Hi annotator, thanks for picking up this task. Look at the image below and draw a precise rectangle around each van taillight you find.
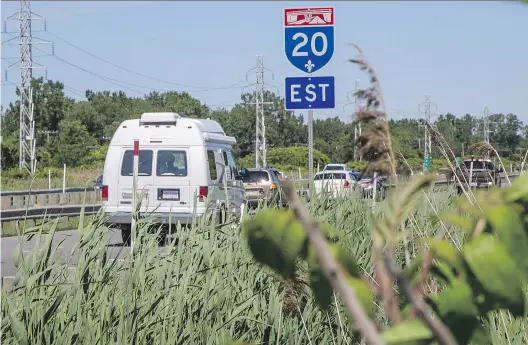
[198,186,208,201]
[344,180,350,188]
[102,185,108,200]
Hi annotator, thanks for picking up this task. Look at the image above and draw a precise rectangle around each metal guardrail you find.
[1,186,96,197]
[1,204,101,222]
[0,173,522,222]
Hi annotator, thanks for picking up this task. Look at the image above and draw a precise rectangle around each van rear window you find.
[157,150,187,176]
[121,150,153,176]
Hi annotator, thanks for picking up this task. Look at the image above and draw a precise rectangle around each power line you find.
[45,30,246,92]
[4,30,251,96]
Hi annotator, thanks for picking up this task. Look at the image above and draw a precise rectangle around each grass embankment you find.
[1,168,101,191]
[1,189,524,344]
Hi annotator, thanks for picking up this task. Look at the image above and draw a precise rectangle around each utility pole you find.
[3,1,50,176]
[418,95,437,173]
[344,79,362,161]
[245,55,274,168]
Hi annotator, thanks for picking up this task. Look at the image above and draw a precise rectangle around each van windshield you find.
[121,150,153,176]
[240,170,269,183]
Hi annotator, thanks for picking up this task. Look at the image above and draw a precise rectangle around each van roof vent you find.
[139,112,181,126]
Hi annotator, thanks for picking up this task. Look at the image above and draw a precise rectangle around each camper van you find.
[101,112,245,245]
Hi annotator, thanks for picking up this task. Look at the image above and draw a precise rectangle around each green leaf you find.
[380,319,434,345]
[503,173,528,202]
[427,239,462,269]
[463,234,525,316]
[485,205,528,281]
[468,323,492,345]
[441,211,475,233]
[307,245,366,312]
[243,209,307,278]
[429,262,457,285]
[346,277,374,318]
[428,282,479,345]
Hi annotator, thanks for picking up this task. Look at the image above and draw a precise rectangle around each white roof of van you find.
[109,112,234,146]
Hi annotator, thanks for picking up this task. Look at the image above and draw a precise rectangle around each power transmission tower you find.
[482,105,493,144]
[2,1,50,176]
[481,105,495,158]
[245,55,274,168]
[344,79,362,161]
[418,95,437,173]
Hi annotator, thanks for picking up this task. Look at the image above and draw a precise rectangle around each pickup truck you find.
[453,158,501,194]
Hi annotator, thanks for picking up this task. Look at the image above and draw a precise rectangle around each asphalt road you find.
[1,229,126,279]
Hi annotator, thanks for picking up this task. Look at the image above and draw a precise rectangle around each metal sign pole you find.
[308,109,314,183]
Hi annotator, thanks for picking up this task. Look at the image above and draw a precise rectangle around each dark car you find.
[94,174,103,189]
[454,158,501,194]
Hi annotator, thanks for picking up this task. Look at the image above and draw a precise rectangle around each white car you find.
[101,112,245,245]
[313,170,356,198]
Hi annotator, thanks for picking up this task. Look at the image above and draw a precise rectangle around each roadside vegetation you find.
[3,42,528,345]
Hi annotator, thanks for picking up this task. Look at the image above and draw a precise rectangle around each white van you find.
[101,112,245,244]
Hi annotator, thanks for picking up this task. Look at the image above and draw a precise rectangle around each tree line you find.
[1,78,527,173]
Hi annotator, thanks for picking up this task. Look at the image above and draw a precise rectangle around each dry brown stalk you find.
[281,179,386,345]
[385,254,458,345]
[348,45,403,326]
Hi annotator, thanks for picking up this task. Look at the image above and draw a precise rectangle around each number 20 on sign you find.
[284,7,335,74]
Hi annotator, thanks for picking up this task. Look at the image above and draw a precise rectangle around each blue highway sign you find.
[284,7,335,74]
[285,76,335,110]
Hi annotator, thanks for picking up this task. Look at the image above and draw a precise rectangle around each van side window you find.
[207,150,217,181]
[226,151,238,178]
[121,150,153,176]
[157,150,187,176]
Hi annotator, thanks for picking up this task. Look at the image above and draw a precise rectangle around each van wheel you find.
[216,205,227,225]
[157,233,166,247]
[120,226,131,246]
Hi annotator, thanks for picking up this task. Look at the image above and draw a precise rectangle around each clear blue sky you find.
[1,1,527,123]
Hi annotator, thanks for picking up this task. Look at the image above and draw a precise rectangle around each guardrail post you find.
[62,164,66,194]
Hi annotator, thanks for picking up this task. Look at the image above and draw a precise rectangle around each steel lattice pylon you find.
[254,55,266,168]
[18,0,36,175]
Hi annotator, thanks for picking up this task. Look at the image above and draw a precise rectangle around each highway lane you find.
[1,229,125,279]
[0,181,518,282]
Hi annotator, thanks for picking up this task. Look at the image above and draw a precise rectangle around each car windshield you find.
[462,160,494,170]
[315,172,346,180]
[240,170,269,182]
[325,166,345,171]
